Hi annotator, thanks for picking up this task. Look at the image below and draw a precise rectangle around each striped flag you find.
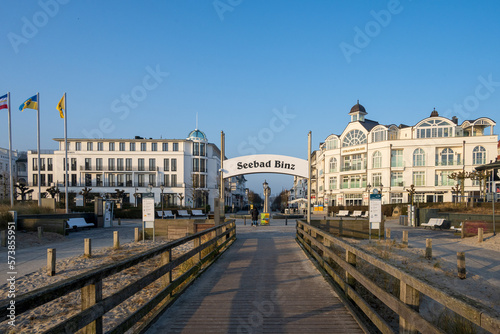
[0,94,7,110]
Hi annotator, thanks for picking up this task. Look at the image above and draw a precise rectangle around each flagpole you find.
[7,92,14,207]
[64,92,68,213]
[37,92,41,207]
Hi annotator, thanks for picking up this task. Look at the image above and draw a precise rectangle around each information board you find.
[369,193,382,229]
[142,197,155,222]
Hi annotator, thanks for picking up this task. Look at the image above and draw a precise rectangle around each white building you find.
[312,102,498,207]
[26,129,222,208]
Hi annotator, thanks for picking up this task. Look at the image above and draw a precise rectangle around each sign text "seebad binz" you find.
[237,160,295,171]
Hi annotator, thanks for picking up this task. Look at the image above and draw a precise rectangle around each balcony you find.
[435,160,462,167]
[340,164,367,172]
[79,165,160,172]
[391,181,405,187]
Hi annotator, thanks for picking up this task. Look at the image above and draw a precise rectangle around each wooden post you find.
[47,248,56,276]
[345,250,356,287]
[81,281,103,334]
[38,226,43,240]
[386,228,391,239]
[0,230,6,247]
[118,218,121,225]
[134,227,140,242]
[84,238,91,258]
[161,250,171,289]
[457,252,466,279]
[461,222,465,239]
[478,228,483,243]
[399,281,420,334]
[113,231,120,250]
[425,239,432,260]
[402,231,408,248]
[193,237,201,263]
[244,216,246,225]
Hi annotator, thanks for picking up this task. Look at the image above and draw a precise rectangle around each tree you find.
[114,188,125,202]
[46,185,60,198]
[177,193,184,207]
[448,171,474,203]
[15,183,33,201]
[79,186,92,207]
[470,170,489,201]
[248,190,263,209]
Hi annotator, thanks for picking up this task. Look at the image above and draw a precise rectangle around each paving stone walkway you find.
[146,220,363,334]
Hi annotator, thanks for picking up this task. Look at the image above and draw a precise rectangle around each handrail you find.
[296,220,500,334]
[0,220,236,333]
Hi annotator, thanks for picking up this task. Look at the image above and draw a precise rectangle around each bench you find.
[337,210,350,217]
[156,211,163,218]
[361,211,369,218]
[352,210,363,217]
[191,210,205,217]
[421,218,445,230]
[450,222,462,232]
[163,210,175,218]
[177,210,190,218]
[66,218,94,229]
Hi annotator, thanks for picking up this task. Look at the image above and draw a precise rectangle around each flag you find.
[57,94,65,118]
[19,94,38,111]
[0,94,7,110]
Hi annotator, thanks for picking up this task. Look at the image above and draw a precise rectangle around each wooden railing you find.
[296,220,500,334]
[0,220,236,333]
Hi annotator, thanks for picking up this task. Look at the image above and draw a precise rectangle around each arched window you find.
[329,157,337,172]
[440,148,454,166]
[473,146,486,165]
[342,130,367,147]
[371,128,387,143]
[413,148,425,167]
[372,151,382,169]
[416,119,454,138]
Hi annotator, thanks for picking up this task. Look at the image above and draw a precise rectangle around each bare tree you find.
[15,183,33,201]
[79,186,92,207]
[46,185,60,198]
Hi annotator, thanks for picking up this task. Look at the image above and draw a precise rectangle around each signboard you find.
[76,194,84,207]
[369,193,382,229]
[142,196,155,222]
[223,154,308,178]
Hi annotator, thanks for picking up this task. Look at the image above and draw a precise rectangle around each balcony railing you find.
[340,164,367,172]
[435,160,462,166]
[391,181,405,187]
[79,166,161,172]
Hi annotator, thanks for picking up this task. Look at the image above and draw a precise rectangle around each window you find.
[413,171,425,186]
[141,143,147,151]
[171,158,177,171]
[413,148,425,167]
[342,129,367,147]
[172,143,179,151]
[126,174,132,186]
[472,146,486,165]
[342,154,365,171]
[40,174,46,186]
[149,174,155,187]
[162,143,168,151]
[391,150,404,167]
[416,119,454,139]
[138,174,145,187]
[117,174,124,187]
[32,174,38,186]
[85,174,92,186]
[345,193,363,206]
[126,158,132,171]
[151,142,157,151]
[391,193,403,204]
[199,174,206,188]
[117,158,124,171]
[436,171,456,186]
[149,158,156,171]
[47,174,53,185]
[372,173,382,187]
[40,158,45,171]
[96,158,103,171]
[109,174,115,187]
[119,142,125,151]
[75,142,81,151]
[329,177,337,190]
[329,157,337,172]
[391,172,403,187]
[71,158,77,171]
[326,138,338,150]
[47,158,53,171]
[200,159,207,172]
[87,142,93,151]
[372,151,382,169]
[85,158,91,170]
[108,158,115,171]
[193,142,200,156]
[163,174,170,187]
[138,158,145,171]
[193,158,200,172]
[109,142,115,151]
[97,142,103,151]
[33,158,38,171]
[439,148,454,166]
[200,143,206,156]
[371,128,387,143]
[71,174,77,187]
[171,174,177,187]
[163,159,169,171]
[96,174,102,186]
[130,143,136,151]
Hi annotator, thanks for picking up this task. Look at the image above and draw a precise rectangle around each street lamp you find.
[366,183,372,206]
[160,183,165,219]
[263,180,269,213]
[134,187,138,207]
[147,183,153,194]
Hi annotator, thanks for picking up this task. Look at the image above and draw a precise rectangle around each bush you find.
[115,207,142,219]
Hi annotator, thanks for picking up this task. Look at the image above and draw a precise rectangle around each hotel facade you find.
[26,129,225,208]
[311,102,498,207]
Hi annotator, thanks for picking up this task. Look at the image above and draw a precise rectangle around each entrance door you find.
[426,195,434,203]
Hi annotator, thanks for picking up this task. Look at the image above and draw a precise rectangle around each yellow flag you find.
[57,95,65,118]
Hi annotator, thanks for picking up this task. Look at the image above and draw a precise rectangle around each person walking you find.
[251,207,259,226]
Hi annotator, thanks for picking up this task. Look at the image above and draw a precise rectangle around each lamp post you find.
[160,183,164,219]
[366,183,372,206]
[134,187,138,207]
[263,180,269,213]
[405,184,416,227]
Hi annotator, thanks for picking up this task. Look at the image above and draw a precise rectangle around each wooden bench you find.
[361,211,369,218]
[163,210,175,218]
[177,210,190,218]
[66,218,94,229]
[352,210,363,217]
[421,218,445,230]
[337,210,350,217]
[156,211,163,218]
[191,210,205,217]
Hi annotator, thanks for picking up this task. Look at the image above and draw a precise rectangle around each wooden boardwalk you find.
[146,222,364,333]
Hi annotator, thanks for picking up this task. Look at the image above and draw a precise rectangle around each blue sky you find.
[2,0,500,195]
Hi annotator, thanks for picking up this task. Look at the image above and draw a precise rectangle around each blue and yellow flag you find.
[19,94,38,111]
[57,95,65,118]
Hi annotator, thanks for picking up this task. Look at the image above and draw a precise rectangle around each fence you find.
[296,220,500,333]
[0,220,236,333]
